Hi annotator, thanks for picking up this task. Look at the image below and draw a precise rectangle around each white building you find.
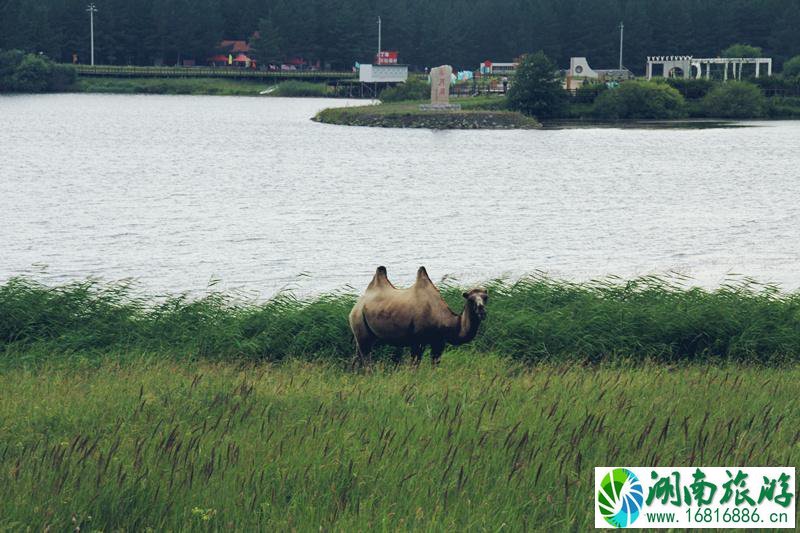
[359,64,408,83]
[565,57,633,90]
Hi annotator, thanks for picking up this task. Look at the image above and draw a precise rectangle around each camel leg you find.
[430,342,445,366]
[355,337,374,368]
[410,344,423,366]
[391,346,404,365]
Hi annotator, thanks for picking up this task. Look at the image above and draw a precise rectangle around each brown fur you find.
[348,266,488,365]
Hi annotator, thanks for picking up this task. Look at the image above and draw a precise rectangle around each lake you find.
[1,93,799,297]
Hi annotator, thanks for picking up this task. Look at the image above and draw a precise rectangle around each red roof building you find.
[219,40,251,54]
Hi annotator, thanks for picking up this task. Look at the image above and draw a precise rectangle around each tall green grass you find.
[2,275,799,365]
[0,356,798,530]
[73,77,269,96]
[269,81,329,97]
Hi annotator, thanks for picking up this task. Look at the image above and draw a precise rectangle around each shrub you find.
[10,54,53,92]
[665,78,716,99]
[0,49,26,90]
[765,96,800,119]
[573,81,607,103]
[783,55,800,78]
[49,63,77,91]
[592,80,687,119]
[507,51,567,119]
[701,81,766,118]
[379,78,429,102]
[0,50,76,93]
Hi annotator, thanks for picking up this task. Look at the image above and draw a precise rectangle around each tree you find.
[10,53,52,92]
[701,81,766,118]
[592,80,687,119]
[0,49,26,90]
[721,43,763,58]
[783,55,800,78]
[251,17,283,65]
[507,51,566,119]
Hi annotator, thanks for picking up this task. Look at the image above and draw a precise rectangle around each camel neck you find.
[450,304,480,345]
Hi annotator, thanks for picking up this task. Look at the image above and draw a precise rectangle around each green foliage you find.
[0,357,798,529]
[379,78,429,102]
[783,55,800,78]
[0,50,76,92]
[0,49,25,90]
[721,43,763,58]
[665,77,716,99]
[2,275,799,365]
[49,62,77,90]
[765,96,800,118]
[11,54,53,92]
[271,80,329,97]
[751,74,800,93]
[73,77,267,96]
[507,51,567,119]
[592,80,687,119]
[701,81,766,118]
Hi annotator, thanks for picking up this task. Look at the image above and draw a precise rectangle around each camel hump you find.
[416,266,433,285]
[368,265,392,289]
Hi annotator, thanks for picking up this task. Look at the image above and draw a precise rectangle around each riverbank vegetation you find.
[0,355,797,530]
[592,81,687,120]
[0,49,75,92]
[69,77,335,97]
[2,275,799,367]
[71,76,269,96]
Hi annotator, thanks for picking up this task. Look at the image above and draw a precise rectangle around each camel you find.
[348,266,488,365]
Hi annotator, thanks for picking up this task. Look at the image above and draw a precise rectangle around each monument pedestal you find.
[419,103,462,111]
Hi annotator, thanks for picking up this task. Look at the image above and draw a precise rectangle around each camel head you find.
[462,288,488,320]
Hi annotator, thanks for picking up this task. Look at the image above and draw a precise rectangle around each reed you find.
[2,275,799,366]
[0,355,797,530]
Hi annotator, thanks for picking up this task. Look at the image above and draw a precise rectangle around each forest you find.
[1,0,800,73]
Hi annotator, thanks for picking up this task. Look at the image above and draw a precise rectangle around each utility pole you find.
[377,16,382,58]
[87,3,98,66]
[618,21,624,70]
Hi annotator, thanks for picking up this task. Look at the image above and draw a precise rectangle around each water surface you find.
[2,94,799,296]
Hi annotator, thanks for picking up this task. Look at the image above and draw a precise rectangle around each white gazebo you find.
[646,55,773,81]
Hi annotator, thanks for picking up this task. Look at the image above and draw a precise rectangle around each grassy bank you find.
[2,275,799,366]
[72,77,270,96]
[71,77,334,97]
[1,355,798,530]
[314,97,540,129]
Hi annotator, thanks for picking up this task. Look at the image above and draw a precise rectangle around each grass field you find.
[2,276,799,529]
[1,354,798,530]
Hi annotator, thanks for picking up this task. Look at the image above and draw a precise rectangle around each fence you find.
[74,65,357,81]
